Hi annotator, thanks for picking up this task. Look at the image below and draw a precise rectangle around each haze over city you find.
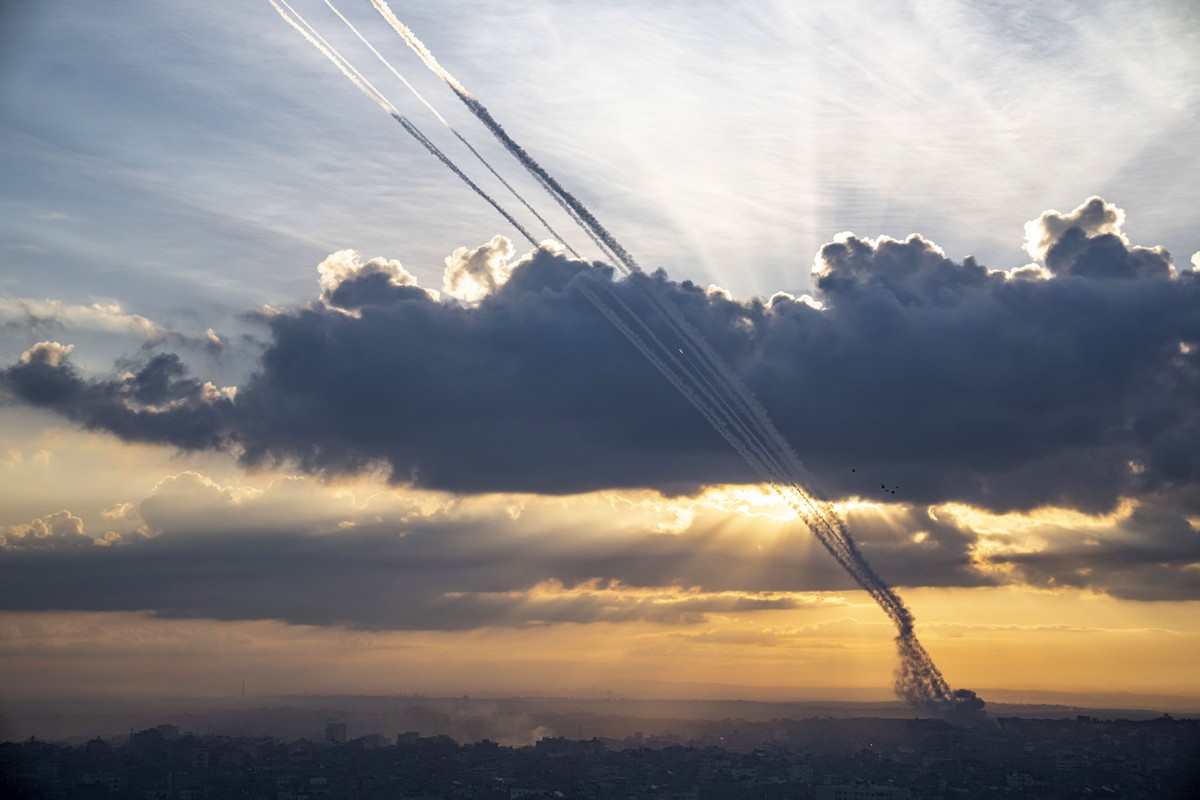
[2,0,1199,740]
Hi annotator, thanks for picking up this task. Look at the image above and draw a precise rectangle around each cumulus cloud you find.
[3,200,1199,516]
[318,248,433,311]
[1022,196,1126,261]
[1022,196,1173,279]
[18,340,74,367]
[3,346,234,450]
[442,234,518,303]
[2,511,91,550]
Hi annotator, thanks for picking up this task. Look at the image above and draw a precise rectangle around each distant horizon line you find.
[12,686,1200,712]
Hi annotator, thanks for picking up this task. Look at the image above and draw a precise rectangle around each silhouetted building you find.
[324,721,346,744]
[815,784,911,800]
[5,713,1199,799]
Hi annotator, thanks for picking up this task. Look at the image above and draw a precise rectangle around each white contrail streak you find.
[268,0,540,249]
[368,2,809,512]
[370,0,472,97]
[271,0,389,113]
[320,0,579,256]
[368,7,889,617]
[265,0,970,718]
[371,0,807,490]
[371,0,639,268]
[369,1,968,714]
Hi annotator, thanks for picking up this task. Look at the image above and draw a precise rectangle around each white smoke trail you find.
[368,3,874,560]
[369,1,977,717]
[261,0,983,722]
[372,0,641,270]
[271,0,391,112]
[381,3,853,576]
[369,1,833,538]
[370,0,818,505]
[320,0,579,256]
[275,2,810,526]
[370,0,473,97]
[321,0,446,123]
[268,0,540,248]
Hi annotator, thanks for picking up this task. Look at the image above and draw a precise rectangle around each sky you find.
[1,0,1200,713]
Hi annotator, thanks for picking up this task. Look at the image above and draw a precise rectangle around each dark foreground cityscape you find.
[4,708,1198,800]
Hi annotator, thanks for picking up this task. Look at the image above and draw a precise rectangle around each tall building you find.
[324,722,346,744]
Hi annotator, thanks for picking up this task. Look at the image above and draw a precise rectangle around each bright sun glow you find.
[694,485,798,522]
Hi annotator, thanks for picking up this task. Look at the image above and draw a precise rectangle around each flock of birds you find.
[850,468,899,496]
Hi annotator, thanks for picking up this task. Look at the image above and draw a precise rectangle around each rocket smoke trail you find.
[371,0,640,273]
[369,0,851,517]
[364,2,832,511]
[369,2,990,724]
[268,0,540,249]
[319,0,580,257]
[270,1,988,725]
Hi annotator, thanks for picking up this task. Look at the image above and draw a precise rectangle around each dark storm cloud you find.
[769,226,1199,514]
[3,343,232,450]
[233,249,740,494]
[4,200,1200,514]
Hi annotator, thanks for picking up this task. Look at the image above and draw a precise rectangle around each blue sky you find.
[4,0,1197,321]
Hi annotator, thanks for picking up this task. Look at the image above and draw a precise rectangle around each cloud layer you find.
[5,198,1198,518]
[3,196,1198,625]
[1,466,1195,632]
[0,474,867,629]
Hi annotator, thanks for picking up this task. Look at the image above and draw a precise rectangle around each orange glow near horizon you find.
[2,415,1198,710]
[2,584,1197,706]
